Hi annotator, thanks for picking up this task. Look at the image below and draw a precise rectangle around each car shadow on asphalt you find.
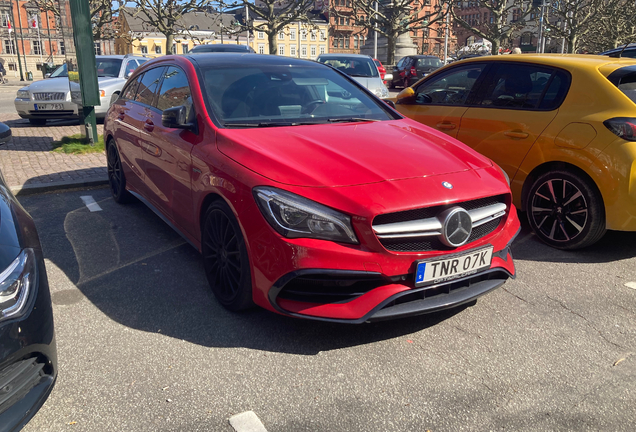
[23,187,467,356]
[512,210,636,264]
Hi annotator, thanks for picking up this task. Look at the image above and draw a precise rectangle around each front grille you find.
[278,273,388,304]
[33,92,65,101]
[0,357,49,416]
[373,195,507,252]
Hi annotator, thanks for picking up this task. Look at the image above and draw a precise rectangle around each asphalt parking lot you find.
[16,186,636,431]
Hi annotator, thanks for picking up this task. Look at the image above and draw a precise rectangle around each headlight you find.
[494,163,510,186]
[254,187,358,244]
[0,249,36,323]
[16,89,30,99]
[373,87,389,98]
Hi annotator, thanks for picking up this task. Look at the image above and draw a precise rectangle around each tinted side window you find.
[538,71,570,109]
[121,74,142,100]
[476,63,555,109]
[396,57,405,68]
[414,64,486,106]
[157,66,193,119]
[135,67,165,107]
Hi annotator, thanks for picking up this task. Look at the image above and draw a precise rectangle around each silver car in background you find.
[14,54,147,125]
[316,53,391,99]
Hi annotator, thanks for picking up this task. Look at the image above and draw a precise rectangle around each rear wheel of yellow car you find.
[526,170,606,250]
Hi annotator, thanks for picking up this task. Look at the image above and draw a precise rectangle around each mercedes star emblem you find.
[439,207,473,247]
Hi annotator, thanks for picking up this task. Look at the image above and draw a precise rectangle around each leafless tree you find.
[32,0,120,40]
[125,0,219,54]
[577,0,636,53]
[540,0,605,53]
[223,0,318,55]
[335,0,446,65]
[450,0,536,55]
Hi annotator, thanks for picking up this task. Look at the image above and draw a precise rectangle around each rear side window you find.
[135,67,165,107]
[475,63,570,110]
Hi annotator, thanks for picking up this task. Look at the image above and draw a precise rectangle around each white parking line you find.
[80,196,102,212]
[625,282,636,290]
[228,411,268,432]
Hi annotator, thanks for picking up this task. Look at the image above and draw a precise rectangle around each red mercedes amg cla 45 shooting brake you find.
[103,53,520,323]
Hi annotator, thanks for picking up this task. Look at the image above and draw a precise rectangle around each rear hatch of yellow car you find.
[599,62,636,141]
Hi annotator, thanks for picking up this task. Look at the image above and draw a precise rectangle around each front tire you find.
[526,169,606,250]
[202,201,254,311]
[106,140,134,204]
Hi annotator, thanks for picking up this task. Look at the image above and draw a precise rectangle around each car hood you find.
[217,119,492,187]
[25,78,70,93]
[350,76,383,89]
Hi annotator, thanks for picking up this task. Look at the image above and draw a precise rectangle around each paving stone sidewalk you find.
[0,114,107,195]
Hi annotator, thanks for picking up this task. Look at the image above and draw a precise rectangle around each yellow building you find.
[237,8,329,59]
[116,8,250,57]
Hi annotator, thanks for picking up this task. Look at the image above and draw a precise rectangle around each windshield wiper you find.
[327,118,381,123]
[223,121,311,128]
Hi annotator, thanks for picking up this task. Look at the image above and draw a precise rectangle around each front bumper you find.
[14,98,78,120]
[0,249,57,431]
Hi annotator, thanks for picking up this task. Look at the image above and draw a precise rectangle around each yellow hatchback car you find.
[393,54,636,249]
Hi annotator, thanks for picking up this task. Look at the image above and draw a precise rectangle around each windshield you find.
[50,64,68,78]
[317,56,379,78]
[417,58,443,68]
[48,59,123,78]
[96,59,122,77]
[201,64,395,128]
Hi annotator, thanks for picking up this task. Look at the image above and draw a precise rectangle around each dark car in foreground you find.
[0,122,57,431]
[190,44,255,54]
[104,53,519,323]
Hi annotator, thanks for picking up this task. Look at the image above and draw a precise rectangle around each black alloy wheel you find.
[526,169,606,250]
[107,141,134,203]
[202,201,253,311]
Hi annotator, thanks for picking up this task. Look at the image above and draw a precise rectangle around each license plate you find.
[414,246,493,287]
[35,103,64,110]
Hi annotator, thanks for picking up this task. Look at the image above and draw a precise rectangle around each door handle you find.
[436,122,456,130]
[504,131,529,139]
[143,119,154,132]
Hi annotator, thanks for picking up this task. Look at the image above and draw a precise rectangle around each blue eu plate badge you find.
[415,262,426,283]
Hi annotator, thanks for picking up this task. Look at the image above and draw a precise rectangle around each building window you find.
[182,43,189,53]
[4,39,14,54]
[310,45,316,57]
[310,30,316,41]
[258,43,265,54]
[278,31,284,40]
[353,35,358,49]
[290,29,296,40]
[319,45,326,54]
[94,42,101,55]
[422,42,429,53]
[520,32,533,46]
[344,37,349,49]
[301,45,307,57]
[290,45,296,56]
[8,63,16,71]
[279,45,284,55]
[60,41,65,55]
[155,44,161,54]
[512,9,520,22]
[1,14,8,27]
[258,31,264,39]
[33,40,42,55]
[301,30,307,41]
[141,45,148,54]
[320,30,326,41]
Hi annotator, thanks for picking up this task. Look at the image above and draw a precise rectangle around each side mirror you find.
[44,73,51,78]
[162,106,193,129]
[383,73,393,82]
[0,122,11,145]
[395,87,416,105]
[383,99,396,109]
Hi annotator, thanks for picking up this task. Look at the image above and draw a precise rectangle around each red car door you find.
[140,66,197,236]
[110,74,146,191]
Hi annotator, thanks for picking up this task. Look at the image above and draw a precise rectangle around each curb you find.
[10,176,108,196]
